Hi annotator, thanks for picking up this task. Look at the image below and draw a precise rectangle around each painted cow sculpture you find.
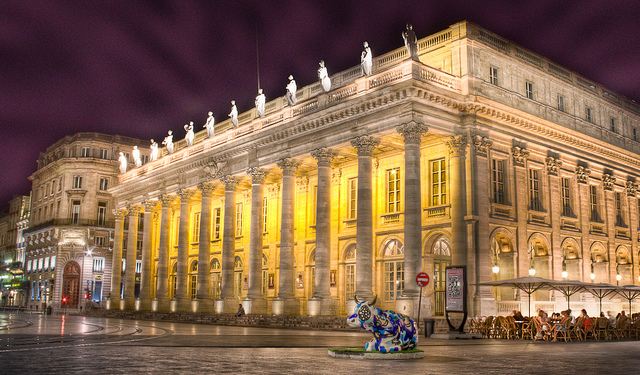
[347,296,418,353]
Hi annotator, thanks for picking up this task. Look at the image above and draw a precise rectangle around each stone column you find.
[175,188,194,313]
[109,208,127,310]
[196,182,215,313]
[244,168,268,314]
[154,194,175,312]
[308,147,337,316]
[217,175,239,314]
[123,205,142,310]
[350,136,380,301]
[138,200,158,311]
[446,135,469,267]
[396,123,428,314]
[273,158,301,315]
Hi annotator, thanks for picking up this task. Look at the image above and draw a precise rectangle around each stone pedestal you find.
[395,296,419,318]
[195,298,214,314]
[307,297,338,316]
[138,298,152,312]
[155,297,170,313]
[175,298,191,313]
[243,297,268,315]
[123,297,136,311]
[215,298,240,314]
[108,298,121,311]
[272,298,301,316]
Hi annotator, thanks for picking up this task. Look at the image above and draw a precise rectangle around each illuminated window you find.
[382,239,404,301]
[212,208,221,240]
[210,258,221,299]
[189,261,198,299]
[386,168,401,213]
[525,81,534,99]
[347,178,357,219]
[235,203,243,237]
[193,212,200,243]
[97,202,107,225]
[431,159,446,205]
[261,254,268,296]
[263,197,268,233]
[234,256,243,298]
[490,66,499,85]
[93,257,105,272]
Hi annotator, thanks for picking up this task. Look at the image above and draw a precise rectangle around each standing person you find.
[285,75,297,106]
[402,24,419,61]
[204,112,215,138]
[361,41,372,76]
[229,100,238,127]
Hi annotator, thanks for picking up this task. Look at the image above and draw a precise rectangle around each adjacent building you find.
[0,195,30,306]
[22,133,149,311]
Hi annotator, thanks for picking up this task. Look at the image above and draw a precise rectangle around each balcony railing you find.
[24,218,115,235]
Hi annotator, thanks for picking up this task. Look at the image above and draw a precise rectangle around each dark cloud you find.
[1,0,639,210]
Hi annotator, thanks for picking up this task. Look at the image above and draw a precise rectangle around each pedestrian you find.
[234,303,245,317]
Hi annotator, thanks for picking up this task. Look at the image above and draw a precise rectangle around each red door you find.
[62,262,81,308]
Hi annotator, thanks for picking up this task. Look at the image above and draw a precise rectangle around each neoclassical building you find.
[110,21,640,317]
[23,133,149,311]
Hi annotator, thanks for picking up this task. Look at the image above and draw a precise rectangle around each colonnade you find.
[109,123,470,316]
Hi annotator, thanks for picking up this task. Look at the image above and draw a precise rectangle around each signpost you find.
[416,272,430,334]
[445,266,467,333]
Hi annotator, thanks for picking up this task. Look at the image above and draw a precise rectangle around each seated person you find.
[234,303,245,317]
[534,309,549,340]
[580,309,593,331]
[551,311,572,342]
[509,310,525,321]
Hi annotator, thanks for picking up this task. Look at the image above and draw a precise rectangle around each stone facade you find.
[0,195,30,306]
[23,133,149,311]
[109,21,640,317]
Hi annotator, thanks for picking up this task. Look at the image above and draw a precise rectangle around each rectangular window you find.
[37,258,42,271]
[190,275,197,299]
[387,168,401,212]
[528,169,541,211]
[137,239,142,251]
[138,213,144,232]
[99,177,109,191]
[345,264,355,298]
[611,118,617,133]
[193,212,200,243]
[490,66,499,85]
[561,178,571,217]
[615,192,623,226]
[590,185,598,222]
[235,203,243,237]
[45,183,50,197]
[142,155,149,165]
[44,257,50,270]
[586,107,593,123]
[73,175,82,189]
[51,255,56,270]
[97,202,107,226]
[100,148,109,159]
[95,236,106,247]
[384,261,404,301]
[263,197,268,233]
[58,177,63,191]
[262,269,268,296]
[72,200,81,224]
[431,159,447,206]
[27,260,32,273]
[212,208,221,240]
[93,257,105,272]
[557,95,565,112]
[81,147,90,157]
[136,260,142,274]
[51,180,55,195]
[492,159,505,204]
[525,81,534,99]
[347,178,357,219]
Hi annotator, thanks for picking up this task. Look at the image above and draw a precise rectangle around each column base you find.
[307,297,337,316]
[175,298,192,313]
[242,297,268,315]
[154,298,170,312]
[123,297,136,311]
[138,298,152,311]
[215,298,241,314]
[395,295,421,318]
[272,297,300,316]
[108,298,121,310]
[195,298,214,314]
[345,298,357,316]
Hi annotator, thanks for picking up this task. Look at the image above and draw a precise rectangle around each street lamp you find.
[528,268,536,276]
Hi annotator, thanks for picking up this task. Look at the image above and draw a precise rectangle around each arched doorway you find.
[62,261,81,308]
[616,246,632,285]
[381,239,404,310]
[490,233,515,301]
[432,237,451,316]
[590,243,609,283]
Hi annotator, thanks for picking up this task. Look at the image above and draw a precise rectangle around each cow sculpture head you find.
[347,295,378,330]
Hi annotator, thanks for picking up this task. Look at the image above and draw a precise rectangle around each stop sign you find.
[416,272,430,287]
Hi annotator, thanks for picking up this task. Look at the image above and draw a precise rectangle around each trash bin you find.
[424,318,434,338]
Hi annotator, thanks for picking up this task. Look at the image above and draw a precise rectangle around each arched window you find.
[210,258,221,299]
[382,239,404,303]
[344,244,356,299]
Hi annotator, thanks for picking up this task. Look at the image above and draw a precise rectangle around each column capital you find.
[445,135,468,157]
[626,181,638,197]
[197,182,217,196]
[142,199,159,212]
[602,173,616,191]
[159,194,177,207]
[350,136,380,156]
[113,208,128,220]
[545,157,562,176]
[296,176,309,191]
[246,167,267,184]
[310,148,336,167]
[176,188,195,202]
[510,146,529,167]
[472,135,493,157]
[221,175,239,190]
[576,166,591,184]
[396,121,428,144]
[276,158,300,176]
[127,204,143,216]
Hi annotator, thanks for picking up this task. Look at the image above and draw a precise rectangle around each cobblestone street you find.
[1,312,639,374]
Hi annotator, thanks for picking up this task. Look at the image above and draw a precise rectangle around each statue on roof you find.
[184,121,194,146]
[132,146,142,168]
[118,152,127,174]
[229,100,238,127]
[255,89,266,118]
[149,139,159,161]
[318,60,331,92]
[286,75,297,106]
[162,130,174,154]
[402,24,419,61]
[204,111,215,138]
[361,41,372,76]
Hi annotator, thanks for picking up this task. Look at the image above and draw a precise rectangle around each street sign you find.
[416,272,430,287]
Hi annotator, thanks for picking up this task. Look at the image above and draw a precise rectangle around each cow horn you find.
[354,294,359,304]
[370,295,377,305]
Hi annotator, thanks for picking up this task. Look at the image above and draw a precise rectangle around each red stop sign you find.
[416,272,430,287]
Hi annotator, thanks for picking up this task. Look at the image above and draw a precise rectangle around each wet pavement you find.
[1,312,639,374]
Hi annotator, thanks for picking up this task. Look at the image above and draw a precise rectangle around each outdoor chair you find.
[615,316,630,339]
[521,319,536,340]
[492,316,506,339]
[553,317,572,342]
[594,317,610,341]
[571,317,585,341]
[502,316,519,339]
[630,319,640,339]
[480,316,494,338]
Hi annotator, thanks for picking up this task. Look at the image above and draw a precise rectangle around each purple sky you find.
[1,0,639,212]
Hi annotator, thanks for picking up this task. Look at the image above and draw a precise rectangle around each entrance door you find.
[62,261,81,308]
[434,259,450,316]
